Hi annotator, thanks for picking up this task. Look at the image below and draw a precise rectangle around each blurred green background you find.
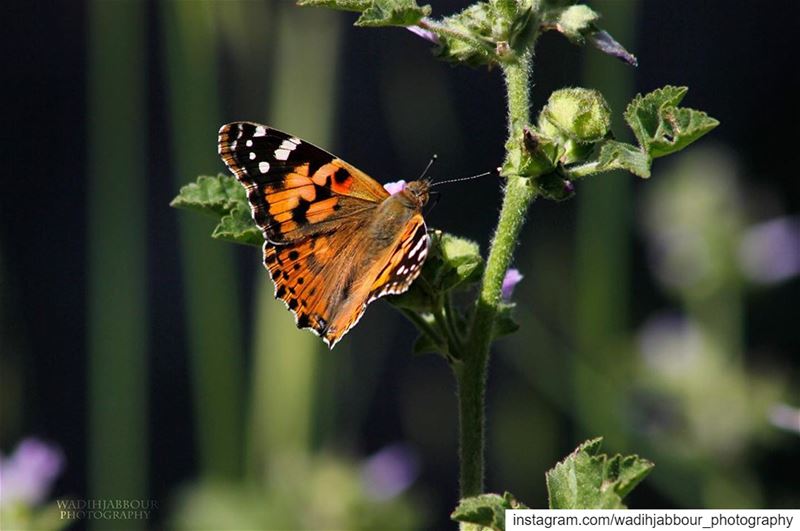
[2,0,798,529]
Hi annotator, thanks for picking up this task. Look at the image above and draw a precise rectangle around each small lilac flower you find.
[406,25,439,45]
[384,180,407,195]
[738,216,800,284]
[501,268,523,301]
[0,438,64,506]
[769,403,800,435]
[361,443,419,501]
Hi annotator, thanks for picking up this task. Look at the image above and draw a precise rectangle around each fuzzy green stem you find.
[455,53,536,498]
[418,18,494,53]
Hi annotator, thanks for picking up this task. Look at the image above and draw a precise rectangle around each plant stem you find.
[455,53,536,498]
[418,18,494,53]
[399,308,444,348]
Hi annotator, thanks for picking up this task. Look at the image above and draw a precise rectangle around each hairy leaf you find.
[171,174,264,246]
[596,140,651,178]
[355,0,431,27]
[170,174,247,217]
[451,491,528,531]
[624,86,719,158]
[438,232,483,291]
[296,0,371,10]
[546,438,654,509]
[299,0,430,27]
[536,172,576,201]
[503,126,560,180]
[212,204,264,247]
[493,302,520,340]
[434,2,498,67]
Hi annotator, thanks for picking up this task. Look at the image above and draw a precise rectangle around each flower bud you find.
[540,88,611,143]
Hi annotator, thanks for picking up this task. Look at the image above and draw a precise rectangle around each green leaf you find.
[492,302,520,340]
[170,174,247,217]
[451,491,528,531]
[508,6,537,53]
[172,174,264,246]
[412,329,440,355]
[535,172,575,201]
[546,437,654,509]
[299,0,430,27]
[211,204,264,247]
[503,126,560,180]
[624,86,719,159]
[437,232,483,291]
[596,140,651,178]
[354,0,431,27]
[434,2,498,67]
[296,0,371,10]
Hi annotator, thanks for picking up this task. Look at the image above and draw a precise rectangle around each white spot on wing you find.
[274,149,291,160]
[259,161,270,173]
[409,234,427,258]
[249,152,256,160]
[246,139,253,147]
[289,137,301,145]
[280,139,297,151]
[254,126,267,137]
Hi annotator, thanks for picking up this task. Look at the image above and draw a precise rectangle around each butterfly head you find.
[397,180,430,210]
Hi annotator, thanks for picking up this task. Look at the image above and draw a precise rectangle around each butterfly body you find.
[218,122,431,348]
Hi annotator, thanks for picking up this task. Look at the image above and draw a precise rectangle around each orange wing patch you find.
[263,229,375,347]
[264,236,331,333]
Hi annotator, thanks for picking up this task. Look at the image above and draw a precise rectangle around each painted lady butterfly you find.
[218,122,430,348]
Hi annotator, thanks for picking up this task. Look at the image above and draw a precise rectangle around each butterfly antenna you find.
[418,154,438,180]
[430,167,500,188]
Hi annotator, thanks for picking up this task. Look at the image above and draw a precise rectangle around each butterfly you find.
[218,122,431,348]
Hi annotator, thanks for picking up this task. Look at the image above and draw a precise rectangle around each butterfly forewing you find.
[218,122,389,244]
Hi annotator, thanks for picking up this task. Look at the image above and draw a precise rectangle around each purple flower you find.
[501,268,523,301]
[384,180,407,195]
[769,403,800,435]
[406,25,439,45]
[0,438,64,506]
[361,443,419,501]
[738,216,800,284]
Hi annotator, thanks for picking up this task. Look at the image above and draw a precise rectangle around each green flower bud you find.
[540,88,611,143]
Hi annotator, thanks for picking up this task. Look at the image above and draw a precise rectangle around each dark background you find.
[2,1,798,529]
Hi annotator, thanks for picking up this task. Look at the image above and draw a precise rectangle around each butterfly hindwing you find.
[368,214,429,301]
[219,122,389,244]
[263,220,375,347]
[263,214,428,348]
